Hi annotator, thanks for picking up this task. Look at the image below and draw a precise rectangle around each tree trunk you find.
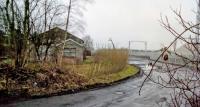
[43,44,51,61]
[58,0,72,66]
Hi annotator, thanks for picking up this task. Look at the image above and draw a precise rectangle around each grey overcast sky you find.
[82,0,197,50]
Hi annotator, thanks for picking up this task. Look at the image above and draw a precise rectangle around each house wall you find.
[64,40,84,61]
[36,41,84,63]
[35,27,85,63]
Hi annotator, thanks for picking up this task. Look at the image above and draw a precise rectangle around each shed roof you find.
[41,27,84,44]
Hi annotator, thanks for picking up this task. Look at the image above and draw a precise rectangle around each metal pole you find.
[145,42,147,56]
[128,41,131,55]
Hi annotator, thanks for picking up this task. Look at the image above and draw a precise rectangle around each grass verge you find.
[87,65,139,85]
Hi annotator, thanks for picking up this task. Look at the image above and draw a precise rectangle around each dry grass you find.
[67,49,130,81]
[93,49,128,74]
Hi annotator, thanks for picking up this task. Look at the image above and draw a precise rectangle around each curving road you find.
[1,59,172,107]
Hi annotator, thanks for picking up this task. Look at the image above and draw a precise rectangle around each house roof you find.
[41,27,84,44]
[65,38,84,47]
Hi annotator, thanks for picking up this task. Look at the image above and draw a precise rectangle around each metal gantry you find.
[128,41,147,55]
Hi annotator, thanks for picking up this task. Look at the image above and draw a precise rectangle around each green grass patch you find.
[82,56,94,64]
[87,65,139,85]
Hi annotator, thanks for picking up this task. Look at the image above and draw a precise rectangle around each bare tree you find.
[139,7,200,107]
[41,0,66,61]
[28,0,66,61]
[0,0,31,68]
[0,0,66,65]
[82,35,94,51]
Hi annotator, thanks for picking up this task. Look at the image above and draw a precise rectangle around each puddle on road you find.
[114,91,125,95]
